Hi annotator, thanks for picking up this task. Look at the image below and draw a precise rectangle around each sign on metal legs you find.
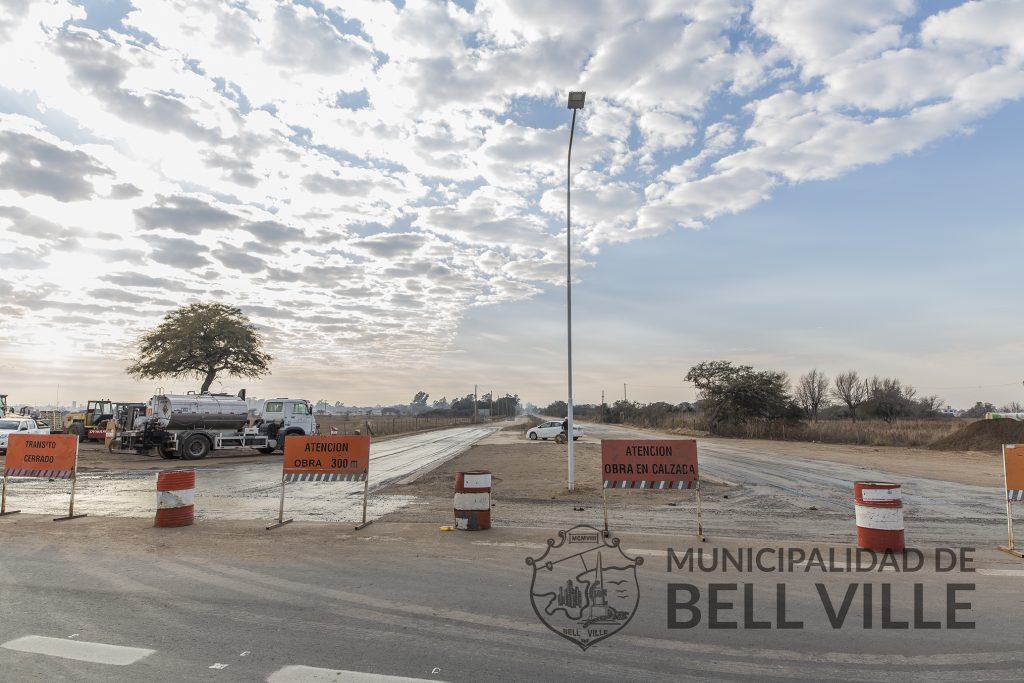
[600,439,702,540]
[267,435,371,530]
[2,434,86,521]
[999,444,1024,558]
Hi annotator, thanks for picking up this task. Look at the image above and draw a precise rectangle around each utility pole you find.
[601,390,604,406]
[474,384,478,424]
[624,383,627,403]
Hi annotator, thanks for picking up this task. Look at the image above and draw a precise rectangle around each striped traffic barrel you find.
[854,481,904,551]
[454,470,491,531]
[156,469,196,528]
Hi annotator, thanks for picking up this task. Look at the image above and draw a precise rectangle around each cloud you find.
[1,0,1023,397]
[212,245,268,273]
[350,232,428,258]
[145,235,212,268]
[0,126,112,201]
[134,195,240,234]
[54,29,224,143]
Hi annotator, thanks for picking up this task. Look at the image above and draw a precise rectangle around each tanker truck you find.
[113,392,317,459]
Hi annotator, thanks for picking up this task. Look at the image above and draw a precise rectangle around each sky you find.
[1,0,1023,410]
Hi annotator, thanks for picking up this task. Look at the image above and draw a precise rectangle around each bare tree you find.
[831,370,867,422]
[796,369,830,421]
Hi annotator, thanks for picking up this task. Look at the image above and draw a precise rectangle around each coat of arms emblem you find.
[525,525,642,650]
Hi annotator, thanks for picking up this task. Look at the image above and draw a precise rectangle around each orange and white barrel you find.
[330,426,338,435]
[156,469,195,528]
[454,470,491,531]
[854,481,904,551]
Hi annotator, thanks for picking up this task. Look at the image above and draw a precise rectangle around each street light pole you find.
[566,90,585,491]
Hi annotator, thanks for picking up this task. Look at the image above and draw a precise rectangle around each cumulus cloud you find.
[0,0,1022,383]
[0,124,112,200]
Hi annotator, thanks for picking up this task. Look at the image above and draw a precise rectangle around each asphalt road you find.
[1,520,1022,682]
[3,421,1022,681]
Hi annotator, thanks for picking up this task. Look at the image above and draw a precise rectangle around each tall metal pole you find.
[566,107,578,491]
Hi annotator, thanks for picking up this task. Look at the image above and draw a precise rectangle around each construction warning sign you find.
[601,439,699,490]
[1004,444,1024,502]
[282,435,370,482]
[4,434,78,479]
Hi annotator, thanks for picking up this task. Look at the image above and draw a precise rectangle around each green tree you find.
[411,391,429,406]
[685,360,798,433]
[127,302,272,393]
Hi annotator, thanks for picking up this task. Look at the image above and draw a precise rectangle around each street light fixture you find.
[565,90,585,491]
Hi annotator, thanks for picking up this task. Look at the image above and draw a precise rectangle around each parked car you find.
[0,417,52,454]
[527,420,583,441]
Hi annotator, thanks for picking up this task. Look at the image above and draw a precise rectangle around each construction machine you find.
[64,399,115,442]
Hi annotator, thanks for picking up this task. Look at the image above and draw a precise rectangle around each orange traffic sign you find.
[282,435,370,482]
[601,439,699,489]
[4,434,78,479]
[1004,444,1024,501]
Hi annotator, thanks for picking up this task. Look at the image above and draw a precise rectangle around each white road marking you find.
[977,569,1024,576]
[210,662,229,669]
[625,547,668,557]
[267,665,447,682]
[2,635,154,666]
[240,650,251,657]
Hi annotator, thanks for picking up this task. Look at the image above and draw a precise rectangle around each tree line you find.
[543,361,961,436]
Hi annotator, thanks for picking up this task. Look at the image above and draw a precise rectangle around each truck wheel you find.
[257,447,275,455]
[181,435,210,460]
[159,445,178,459]
[68,423,85,442]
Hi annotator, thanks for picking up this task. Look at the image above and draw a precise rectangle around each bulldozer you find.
[64,399,115,442]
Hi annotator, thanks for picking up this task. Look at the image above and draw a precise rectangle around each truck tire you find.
[257,447,275,455]
[68,423,85,442]
[181,434,210,460]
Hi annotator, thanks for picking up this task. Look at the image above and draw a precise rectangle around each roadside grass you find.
[614,413,966,448]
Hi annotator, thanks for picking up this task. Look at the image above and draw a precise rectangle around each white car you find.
[0,417,51,454]
[527,420,584,441]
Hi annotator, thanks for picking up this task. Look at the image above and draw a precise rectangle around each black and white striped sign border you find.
[1009,489,1024,502]
[284,472,367,483]
[602,479,699,490]
[3,468,74,479]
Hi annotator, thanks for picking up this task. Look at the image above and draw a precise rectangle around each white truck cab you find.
[261,399,316,433]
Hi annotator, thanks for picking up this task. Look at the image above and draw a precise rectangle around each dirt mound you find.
[927,419,1024,453]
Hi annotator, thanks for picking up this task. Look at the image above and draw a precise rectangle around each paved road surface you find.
[1,521,1022,682]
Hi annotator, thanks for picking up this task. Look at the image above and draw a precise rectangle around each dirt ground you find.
[387,430,726,503]
[386,427,1003,501]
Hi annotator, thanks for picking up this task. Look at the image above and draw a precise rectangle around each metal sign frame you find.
[2,434,86,521]
[599,439,703,541]
[999,444,1024,559]
[267,435,372,531]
